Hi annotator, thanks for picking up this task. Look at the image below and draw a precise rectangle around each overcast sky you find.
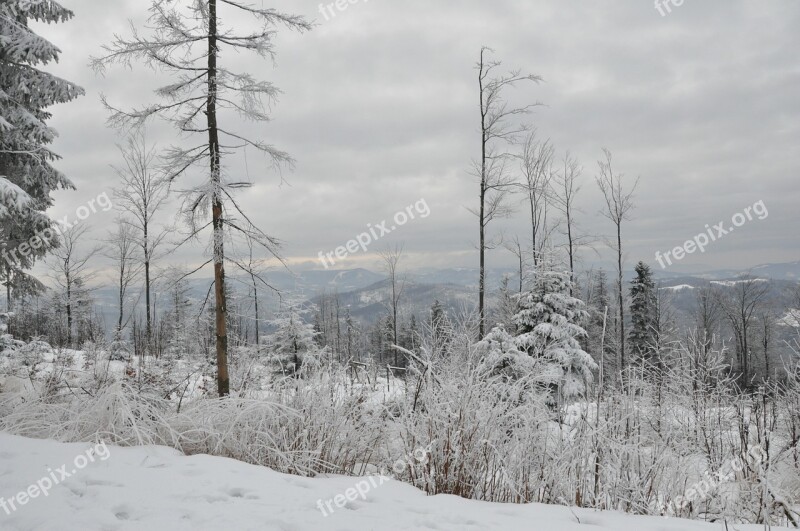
[35,0,800,279]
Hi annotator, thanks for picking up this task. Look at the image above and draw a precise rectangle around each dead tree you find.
[112,130,169,354]
[93,1,311,396]
[472,46,541,339]
[595,148,638,377]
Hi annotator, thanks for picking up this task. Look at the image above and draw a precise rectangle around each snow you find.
[0,433,787,531]
[778,309,800,328]
[662,284,695,291]
[710,279,768,287]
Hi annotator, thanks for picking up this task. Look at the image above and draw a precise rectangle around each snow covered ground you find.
[0,434,788,531]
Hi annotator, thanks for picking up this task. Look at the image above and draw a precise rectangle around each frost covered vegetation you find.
[3,270,800,526]
[1,0,799,529]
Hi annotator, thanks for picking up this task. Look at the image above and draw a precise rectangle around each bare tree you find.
[93,1,311,396]
[104,217,142,340]
[472,46,541,339]
[503,235,526,293]
[694,286,721,356]
[553,151,585,292]
[517,129,554,267]
[380,245,406,366]
[230,238,278,348]
[595,148,638,375]
[716,278,770,388]
[48,224,100,346]
[759,310,775,383]
[112,131,169,354]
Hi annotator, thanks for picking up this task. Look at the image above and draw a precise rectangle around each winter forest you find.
[1,1,799,530]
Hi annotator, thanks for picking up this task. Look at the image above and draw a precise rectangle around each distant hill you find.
[52,261,800,335]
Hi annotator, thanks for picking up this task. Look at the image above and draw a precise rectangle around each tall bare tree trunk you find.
[5,265,11,337]
[617,222,625,371]
[478,53,487,340]
[252,275,259,346]
[65,269,72,345]
[208,0,229,397]
[144,226,151,352]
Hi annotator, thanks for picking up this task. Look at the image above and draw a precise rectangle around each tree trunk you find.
[208,0,229,397]
[617,223,625,376]
[477,50,487,340]
[5,265,11,313]
[144,233,151,354]
[566,208,574,296]
[530,195,537,267]
[117,268,124,339]
[66,269,72,346]
[252,274,259,346]
[763,320,770,382]
[5,266,12,337]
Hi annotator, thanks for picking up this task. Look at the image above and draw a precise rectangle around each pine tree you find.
[629,261,657,364]
[477,325,541,383]
[513,269,597,400]
[0,0,84,307]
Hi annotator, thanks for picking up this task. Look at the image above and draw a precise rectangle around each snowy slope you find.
[0,434,788,531]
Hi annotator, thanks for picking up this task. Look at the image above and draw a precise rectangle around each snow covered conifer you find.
[0,0,84,306]
[629,261,657,363]
[513,269,597,400]
[477,325,545,383]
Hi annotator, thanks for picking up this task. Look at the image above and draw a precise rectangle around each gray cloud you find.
[34,0,800,279]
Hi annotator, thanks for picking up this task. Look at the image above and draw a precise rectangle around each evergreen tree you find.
[476,325,541,383]
[513,269,596,400]
[0,0,84,306]
[629,261,657,363]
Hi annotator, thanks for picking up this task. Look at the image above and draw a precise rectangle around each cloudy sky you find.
[35,0,800,279]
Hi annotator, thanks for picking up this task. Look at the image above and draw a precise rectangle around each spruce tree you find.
[0,0,84,308]
[629,261,657,364]
[513,269,597,400]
